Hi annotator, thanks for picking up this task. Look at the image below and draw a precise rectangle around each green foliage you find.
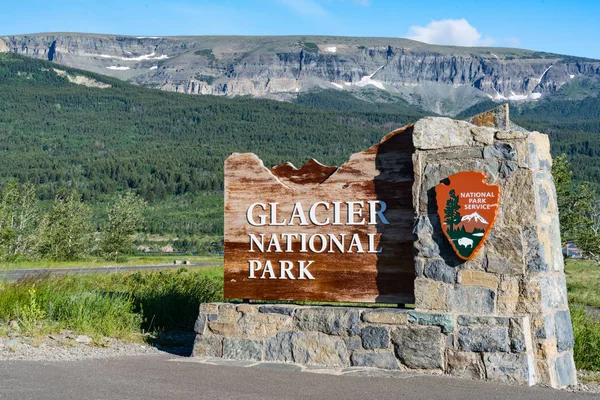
[571,306,600,370]
[0,181,39,260]
[101,192,147,261]
[36,191,92,261]
[552,154,600,259]
[194,74,215,84]
[0,268,223,338]
[301,42,319,52]
[444,189,461,231]
[193,49,216,62]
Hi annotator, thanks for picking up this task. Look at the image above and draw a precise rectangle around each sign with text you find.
[435,171,501,260]
[224,128,416,303]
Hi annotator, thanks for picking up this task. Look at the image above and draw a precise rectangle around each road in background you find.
[0,263,222,281]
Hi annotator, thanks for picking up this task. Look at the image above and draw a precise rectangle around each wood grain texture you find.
[224,125,416,303]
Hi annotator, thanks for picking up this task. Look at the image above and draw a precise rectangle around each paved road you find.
[0,263,222,281]
[0,354,595,400]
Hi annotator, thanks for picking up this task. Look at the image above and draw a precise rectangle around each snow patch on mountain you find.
[461,212,488,224]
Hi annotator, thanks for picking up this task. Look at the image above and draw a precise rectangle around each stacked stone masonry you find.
[194,303,537,384]
[195,105,576,389]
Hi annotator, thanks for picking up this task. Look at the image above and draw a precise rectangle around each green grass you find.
[0,267,224,340]
[565,259,600,370]
[0,254,223,271]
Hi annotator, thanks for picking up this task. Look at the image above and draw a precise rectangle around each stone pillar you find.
[411,105,576,388]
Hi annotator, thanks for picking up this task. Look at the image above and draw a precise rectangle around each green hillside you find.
[0,53,426,237]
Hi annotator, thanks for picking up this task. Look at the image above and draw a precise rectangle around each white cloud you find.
[405,19,494,47]
[279,0,328,16]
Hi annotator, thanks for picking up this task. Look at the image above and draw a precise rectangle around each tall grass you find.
[572,306,600,371]
[0,267,224,339]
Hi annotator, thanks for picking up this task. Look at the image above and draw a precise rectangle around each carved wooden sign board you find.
[224,127,416,303]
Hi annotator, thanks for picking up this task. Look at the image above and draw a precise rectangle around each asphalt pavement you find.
[0,354,596,400]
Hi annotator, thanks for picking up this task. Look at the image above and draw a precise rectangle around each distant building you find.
[563,242,584,259]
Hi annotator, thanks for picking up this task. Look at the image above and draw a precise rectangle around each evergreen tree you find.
[444,189,461,232]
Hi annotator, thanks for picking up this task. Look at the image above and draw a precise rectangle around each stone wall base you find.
[192,302,551,386]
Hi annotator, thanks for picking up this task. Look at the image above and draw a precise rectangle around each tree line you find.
[0,181,145,261]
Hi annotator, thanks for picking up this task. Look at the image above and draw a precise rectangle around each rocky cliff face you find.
[3,33,599,115]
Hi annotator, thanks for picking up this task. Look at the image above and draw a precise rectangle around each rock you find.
[208,322,237,336]
[200,303,219,314]
[295,308,359,336]
[361,326,390,350]
[222,338,263,361]
[8,320,19,331]
[508,318,530,353]
[408,312,454,333]
[413,216,439,258]
[458,326,509,352]
[555,352,577,387]
[534,314,555,339]
[413,117,475,150]
[292,332,348,366]
[351,352,399,370]
[555,310,575,351]
[499,161,518,179]
[392,325,444,370]
[457,316,509,326]
[236,304,259,313]
[524,226,549,273]
[446,351,485,379]
[259,305,296,316]
[265,332,294,362]
[471,126,496,145]
[450,286,495,314]
[194,313,207,335]
[458,270,499,291]
[344,336,362,350]
[362,309,409,325]
[484,353,534,385]
[238,312,293,338]
[193,336,223,357]
[414,278,450,312]
[469,105,510,129]
[423,258,457,284]
[75,335,93,344]
[485,226,524,275]
[483,143,516,160]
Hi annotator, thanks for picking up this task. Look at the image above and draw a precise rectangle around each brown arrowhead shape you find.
[435,171,501,260]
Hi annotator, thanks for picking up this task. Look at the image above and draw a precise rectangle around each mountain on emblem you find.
[435,171,501,260]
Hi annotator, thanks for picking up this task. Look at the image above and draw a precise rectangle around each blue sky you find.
[3,0,599,59]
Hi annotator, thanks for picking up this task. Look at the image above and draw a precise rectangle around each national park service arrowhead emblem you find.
[435,171,501,260]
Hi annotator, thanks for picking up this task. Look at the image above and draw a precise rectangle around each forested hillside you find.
[0,53,425,238]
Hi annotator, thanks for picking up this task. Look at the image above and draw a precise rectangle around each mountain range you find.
[2,33,600,115]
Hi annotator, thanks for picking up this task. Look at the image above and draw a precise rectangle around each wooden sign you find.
[435,171,501,260]
[224,126,416,303]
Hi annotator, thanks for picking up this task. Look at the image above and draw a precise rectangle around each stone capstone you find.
[413,117,474,150]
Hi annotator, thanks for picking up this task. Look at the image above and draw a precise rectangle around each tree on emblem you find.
[444,189,461,232]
